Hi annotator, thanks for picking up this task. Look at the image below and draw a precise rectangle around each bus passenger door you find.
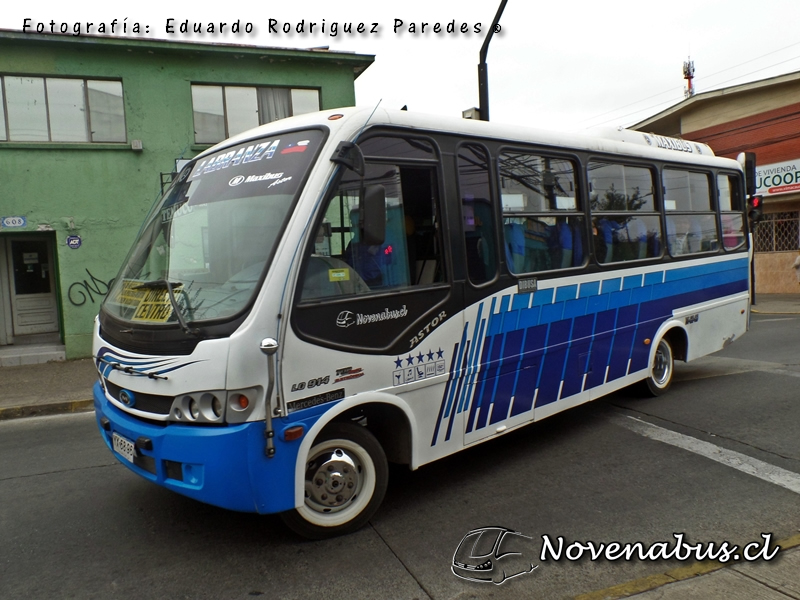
[286,134,462,460]
[445,143,538,446]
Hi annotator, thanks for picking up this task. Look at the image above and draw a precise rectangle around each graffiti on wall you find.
[68,269,115,306]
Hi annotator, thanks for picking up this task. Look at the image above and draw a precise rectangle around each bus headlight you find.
[170,391,227,424]
[189,398,200,420]
[211,396,223,419]
[168,388,261,424]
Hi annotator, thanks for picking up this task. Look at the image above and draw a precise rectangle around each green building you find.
[0,30,373,364]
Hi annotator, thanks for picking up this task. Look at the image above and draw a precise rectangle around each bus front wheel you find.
[280,422,388,539]
[644,337,674,396]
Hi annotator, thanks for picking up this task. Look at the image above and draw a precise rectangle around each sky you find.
[3,1,800,132]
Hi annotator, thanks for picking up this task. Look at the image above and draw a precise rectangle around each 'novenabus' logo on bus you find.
[228,175,246,186]
[336,311,355,328]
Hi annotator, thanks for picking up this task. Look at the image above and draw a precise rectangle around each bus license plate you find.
[112,432,136,463]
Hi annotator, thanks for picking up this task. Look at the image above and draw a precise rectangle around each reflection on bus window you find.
[458,143,497,284]
[593,215,661,263]
[588,162,655,212]
[664,169,718,256]
[718,174,746,250]
[300,155,444,301]
[588,161,661,263]
[499,152,585,273]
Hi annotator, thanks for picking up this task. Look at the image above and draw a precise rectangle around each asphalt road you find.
[1,314,799,599]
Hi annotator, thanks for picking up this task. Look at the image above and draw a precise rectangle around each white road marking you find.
[755,317,799,322]
[616,415,800,495]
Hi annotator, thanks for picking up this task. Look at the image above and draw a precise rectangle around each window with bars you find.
[0,76,126,143]
[754,212,800,252]
[191,85,320,144]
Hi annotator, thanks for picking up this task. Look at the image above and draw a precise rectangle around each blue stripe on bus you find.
[623,274,643,290]
[644,271,663,286]
[555,285,579,302]
[490,329,525,425]
[431,341,461,446]
[560,314,595,398]
[607,305,639,381]
[509,324,547,417]
[532,288,554,305]
[459,302,489,416]
[446,340,471,442]
[465,334,493,434]
[447,322,471,418]
[512,292,532,310]
[579,280,601,298]
[502,309,520,333]
[535,320,572,407]
[602,277,622,293]
[433,260,749,444]
[474,333,505,430]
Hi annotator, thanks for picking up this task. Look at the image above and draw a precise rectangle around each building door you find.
[5,237,59,337]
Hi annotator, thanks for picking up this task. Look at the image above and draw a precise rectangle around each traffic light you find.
[748,195,763,223]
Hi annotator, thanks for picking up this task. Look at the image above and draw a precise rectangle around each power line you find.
[579,42,800,129]
[699,54,800,92]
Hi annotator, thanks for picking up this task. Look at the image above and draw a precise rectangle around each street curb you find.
[0,399,94,422]
[573,533,800,600]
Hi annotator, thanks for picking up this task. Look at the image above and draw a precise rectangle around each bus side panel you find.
[432,253,749,450]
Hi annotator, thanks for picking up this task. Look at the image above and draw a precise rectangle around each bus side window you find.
[498,151,585,274]
[458,143,497,284]
[587,162,662,263]
[718,173,746,251]
[663,169,717,256]
[299,160,444,302]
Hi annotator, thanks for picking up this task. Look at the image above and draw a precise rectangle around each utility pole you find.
[478,0,508,121]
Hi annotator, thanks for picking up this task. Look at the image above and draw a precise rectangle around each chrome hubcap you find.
[652,341,671,386]
[304,448,361,513]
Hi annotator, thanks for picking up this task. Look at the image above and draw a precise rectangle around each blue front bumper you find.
[93,381,297,514]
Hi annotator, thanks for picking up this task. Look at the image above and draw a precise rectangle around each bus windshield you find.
[103,128,325,327]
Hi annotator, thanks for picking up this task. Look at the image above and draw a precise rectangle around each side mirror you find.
[361,185,386,245]
[330,141,365,176]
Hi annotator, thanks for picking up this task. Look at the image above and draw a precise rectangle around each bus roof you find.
[200,106,737,171]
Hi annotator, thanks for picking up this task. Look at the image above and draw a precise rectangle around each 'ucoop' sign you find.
[756,159,800,197]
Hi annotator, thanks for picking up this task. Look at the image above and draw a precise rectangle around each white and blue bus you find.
[93,107,752,538]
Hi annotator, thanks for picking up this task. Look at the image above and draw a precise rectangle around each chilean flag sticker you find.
[281,140,310,154]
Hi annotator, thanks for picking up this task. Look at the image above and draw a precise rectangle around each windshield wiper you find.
[95,356,169,380]
[133,280,200,336]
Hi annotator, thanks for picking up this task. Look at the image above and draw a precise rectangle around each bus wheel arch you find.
[337,402,413,465]
[644,326,686,396]
[280,421,388,539]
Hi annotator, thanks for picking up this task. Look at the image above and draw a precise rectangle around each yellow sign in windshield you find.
[112,280,176,323]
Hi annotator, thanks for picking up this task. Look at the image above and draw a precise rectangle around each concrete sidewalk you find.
[0,356,98,420]
[751,292,800,315]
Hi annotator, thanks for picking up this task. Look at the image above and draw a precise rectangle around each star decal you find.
[437,347,444,359]
[394,356,403,369]
[417,352,425,364]
[406,354,415,366]
[427,349,434,361]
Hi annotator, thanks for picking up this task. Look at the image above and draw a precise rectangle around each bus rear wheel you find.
[644,337,674,396]
[280,422,388,539]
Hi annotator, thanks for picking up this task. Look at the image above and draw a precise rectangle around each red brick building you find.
[633,71,800,293]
